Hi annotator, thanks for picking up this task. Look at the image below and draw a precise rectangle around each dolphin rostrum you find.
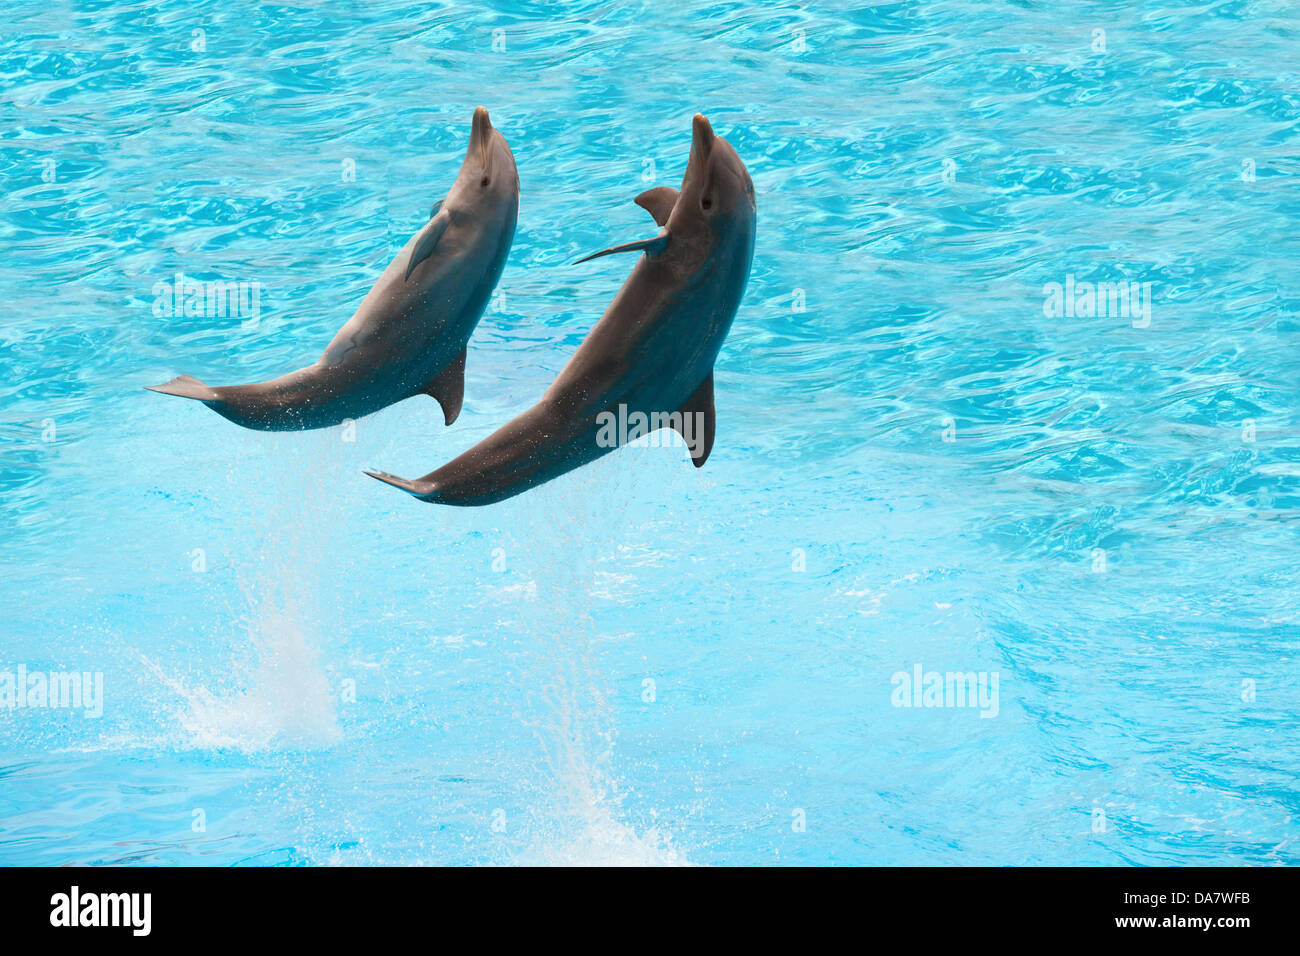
[367,113,755,506]
[146,106,519,431]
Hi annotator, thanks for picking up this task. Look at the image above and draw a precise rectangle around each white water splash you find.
[515,801,687,867]
[500,468,692,866]
[147,434,346,752]
[144,599,340,752]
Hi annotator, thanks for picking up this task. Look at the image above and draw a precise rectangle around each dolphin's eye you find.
[480,176,490,187]
[701,196,713,210]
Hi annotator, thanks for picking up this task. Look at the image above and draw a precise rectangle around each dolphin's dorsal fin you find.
[673,372,715,467]
[405,213,449,281]
[635,187,679,227]
[423,347,467,425]
[574,229,669,265]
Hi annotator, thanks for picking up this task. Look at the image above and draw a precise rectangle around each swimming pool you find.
[2,0,1297,866]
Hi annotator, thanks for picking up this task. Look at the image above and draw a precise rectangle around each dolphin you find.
[145,106,519,431]
[366,113,755,506]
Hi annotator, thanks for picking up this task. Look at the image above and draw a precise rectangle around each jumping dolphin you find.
[366,113,755,506]
[145,106,519,431]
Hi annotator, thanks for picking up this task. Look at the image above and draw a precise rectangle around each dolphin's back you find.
[378,235,746,505]
[147,108,520,432]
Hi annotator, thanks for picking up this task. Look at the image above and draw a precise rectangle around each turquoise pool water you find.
[2,0,1297,865]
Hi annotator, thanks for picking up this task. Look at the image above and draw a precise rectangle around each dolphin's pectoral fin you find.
[634,187,679,227]
[673,372,716,467]
[574,229,669,265]
[423,348,467,425]
[405,214,449,281]
[145,374,219,403]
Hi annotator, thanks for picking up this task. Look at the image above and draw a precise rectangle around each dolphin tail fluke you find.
[363,469,433,499]
[144,374,219,403]
[673,372,716,467]
[422,348,467,425]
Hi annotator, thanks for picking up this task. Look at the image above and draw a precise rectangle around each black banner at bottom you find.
[0,865,1286,942]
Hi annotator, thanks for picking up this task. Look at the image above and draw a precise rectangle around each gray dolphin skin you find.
[366,113,755,506]
[145,106,519,431]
